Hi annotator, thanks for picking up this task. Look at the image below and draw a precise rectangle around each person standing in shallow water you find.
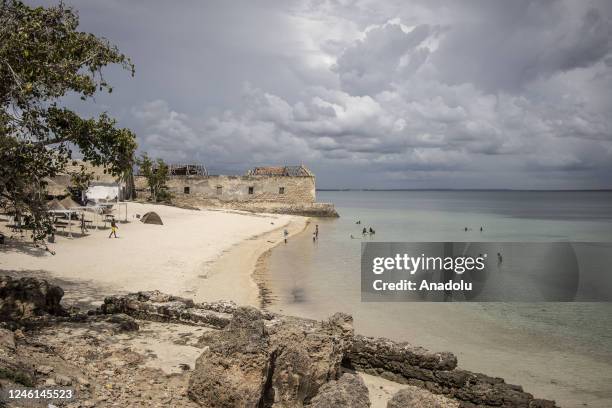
[315,224,319,240]
[109,219,118,238]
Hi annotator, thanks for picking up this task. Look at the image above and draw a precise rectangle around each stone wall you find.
[135,174,316,204]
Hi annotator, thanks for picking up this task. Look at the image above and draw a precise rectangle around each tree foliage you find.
[0,0,137,241]
[137,153,170,203]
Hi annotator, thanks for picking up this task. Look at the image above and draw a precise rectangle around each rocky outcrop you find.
[267,312,354,406]
[189,307,354,407]
[99,290,237,328]
[96,290,558,408]
[188,307,272,407]
[104,313,139,333]
[0,328,15,352]
[348,335,458,372]
[263,203,339,218]
[346,336,558,408]
[308,373,370,408]
[0,276,66,321]
[0,327,36,388]
[387,386,458,408]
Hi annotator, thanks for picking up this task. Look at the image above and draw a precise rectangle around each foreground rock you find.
[98,290,327,331]
[308,373,370,408]
[387,386,458,408]
[346,336,557,408]
[1,280,560,408]
[349,335,458,372]
[188,307,271,407]
[267,312,353,406]
[0,276,66,321]
[99,289,559,408]
[189,307,354,407]
[99,290,239,328]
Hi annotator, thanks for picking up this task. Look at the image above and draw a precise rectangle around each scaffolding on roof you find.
[247,165,313,177]
[168,164,208,176]
[140,163,208,176]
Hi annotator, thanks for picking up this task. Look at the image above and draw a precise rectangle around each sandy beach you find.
[0,202,307,308]
[0,202,408,407]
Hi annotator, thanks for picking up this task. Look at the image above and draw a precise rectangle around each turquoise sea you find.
[266,190,612,407]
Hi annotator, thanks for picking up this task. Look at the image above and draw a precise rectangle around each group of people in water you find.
[350,220,375,239]
[464,226,485,232]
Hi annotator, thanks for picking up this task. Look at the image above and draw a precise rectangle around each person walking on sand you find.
[109,219,118,238]
[315,224,319,240]
[81,215,89,234]
[283,228,289,244]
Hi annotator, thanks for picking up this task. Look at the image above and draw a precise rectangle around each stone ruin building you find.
[134,164,338,217]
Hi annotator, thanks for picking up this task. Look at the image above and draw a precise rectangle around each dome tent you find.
[140,211,163,225]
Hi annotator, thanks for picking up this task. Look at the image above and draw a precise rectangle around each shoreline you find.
[252,218,311,308]
[207,213,310,308]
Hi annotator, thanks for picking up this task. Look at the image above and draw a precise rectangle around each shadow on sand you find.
[0,269,124,311]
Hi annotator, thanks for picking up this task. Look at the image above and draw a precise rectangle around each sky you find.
[35,0,612,189]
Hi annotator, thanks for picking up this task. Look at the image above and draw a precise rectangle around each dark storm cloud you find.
[430,1,612,92]
[33,0,612,188]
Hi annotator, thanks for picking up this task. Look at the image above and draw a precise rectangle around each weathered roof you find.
[284,165,313,177]
[249,166,286,176]
[247,165,313,177]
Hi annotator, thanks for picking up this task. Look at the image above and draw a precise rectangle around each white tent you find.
[84,184,120,203]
